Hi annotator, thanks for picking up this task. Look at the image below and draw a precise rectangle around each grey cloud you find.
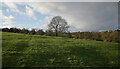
[21,2,119,32]
[34,2,118,32]
[60,2,118,32]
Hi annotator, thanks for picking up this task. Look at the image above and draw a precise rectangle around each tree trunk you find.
[55,30,58,36]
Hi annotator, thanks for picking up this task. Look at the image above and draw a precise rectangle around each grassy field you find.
[2,32,119,67]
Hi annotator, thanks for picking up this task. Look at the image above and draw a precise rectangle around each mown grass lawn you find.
[2,32,119,67]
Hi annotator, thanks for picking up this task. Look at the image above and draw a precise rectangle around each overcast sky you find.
[0,2,118,32]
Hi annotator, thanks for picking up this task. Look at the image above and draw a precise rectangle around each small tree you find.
[9,28,14,32]
[48,16,69,36]
[2,28,9,32]
[46,30,55,36]
[20,28,29,34]
[67,32,73,38]
[75,32,80,39]
[36,29,44,35]
[29,29,36,35]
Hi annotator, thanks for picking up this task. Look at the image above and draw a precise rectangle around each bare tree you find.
[48,16,69,36]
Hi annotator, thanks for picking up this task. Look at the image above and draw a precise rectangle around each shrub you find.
[36,29,44,35]
[29,29,36,35]
[67,32,73,38]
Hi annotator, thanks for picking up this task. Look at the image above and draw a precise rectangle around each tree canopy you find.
[48,16,69,36]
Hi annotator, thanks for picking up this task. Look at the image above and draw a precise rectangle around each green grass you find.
[2,32,119,67]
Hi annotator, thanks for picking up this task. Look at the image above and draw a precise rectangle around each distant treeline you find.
[1,28,45,35]
[72,30,120,43]
[1,28,68,36]
[1,28,120,43]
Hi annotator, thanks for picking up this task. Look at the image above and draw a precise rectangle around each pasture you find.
[2,32,119,67]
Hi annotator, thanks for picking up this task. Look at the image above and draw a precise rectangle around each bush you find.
[29,29,36,35]
[67,32,73,38]
[36,29,44,35]
[75,32,79,39]
[20,28,29,34]
[45,30,55,36]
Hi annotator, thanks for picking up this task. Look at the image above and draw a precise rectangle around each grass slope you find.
[2,32,119,67]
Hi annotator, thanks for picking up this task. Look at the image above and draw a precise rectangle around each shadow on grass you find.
[2,40,29,67]
[33,36,48,39]
[67,46,117,67]
[23,52,71,67]
[14,41,29,51]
